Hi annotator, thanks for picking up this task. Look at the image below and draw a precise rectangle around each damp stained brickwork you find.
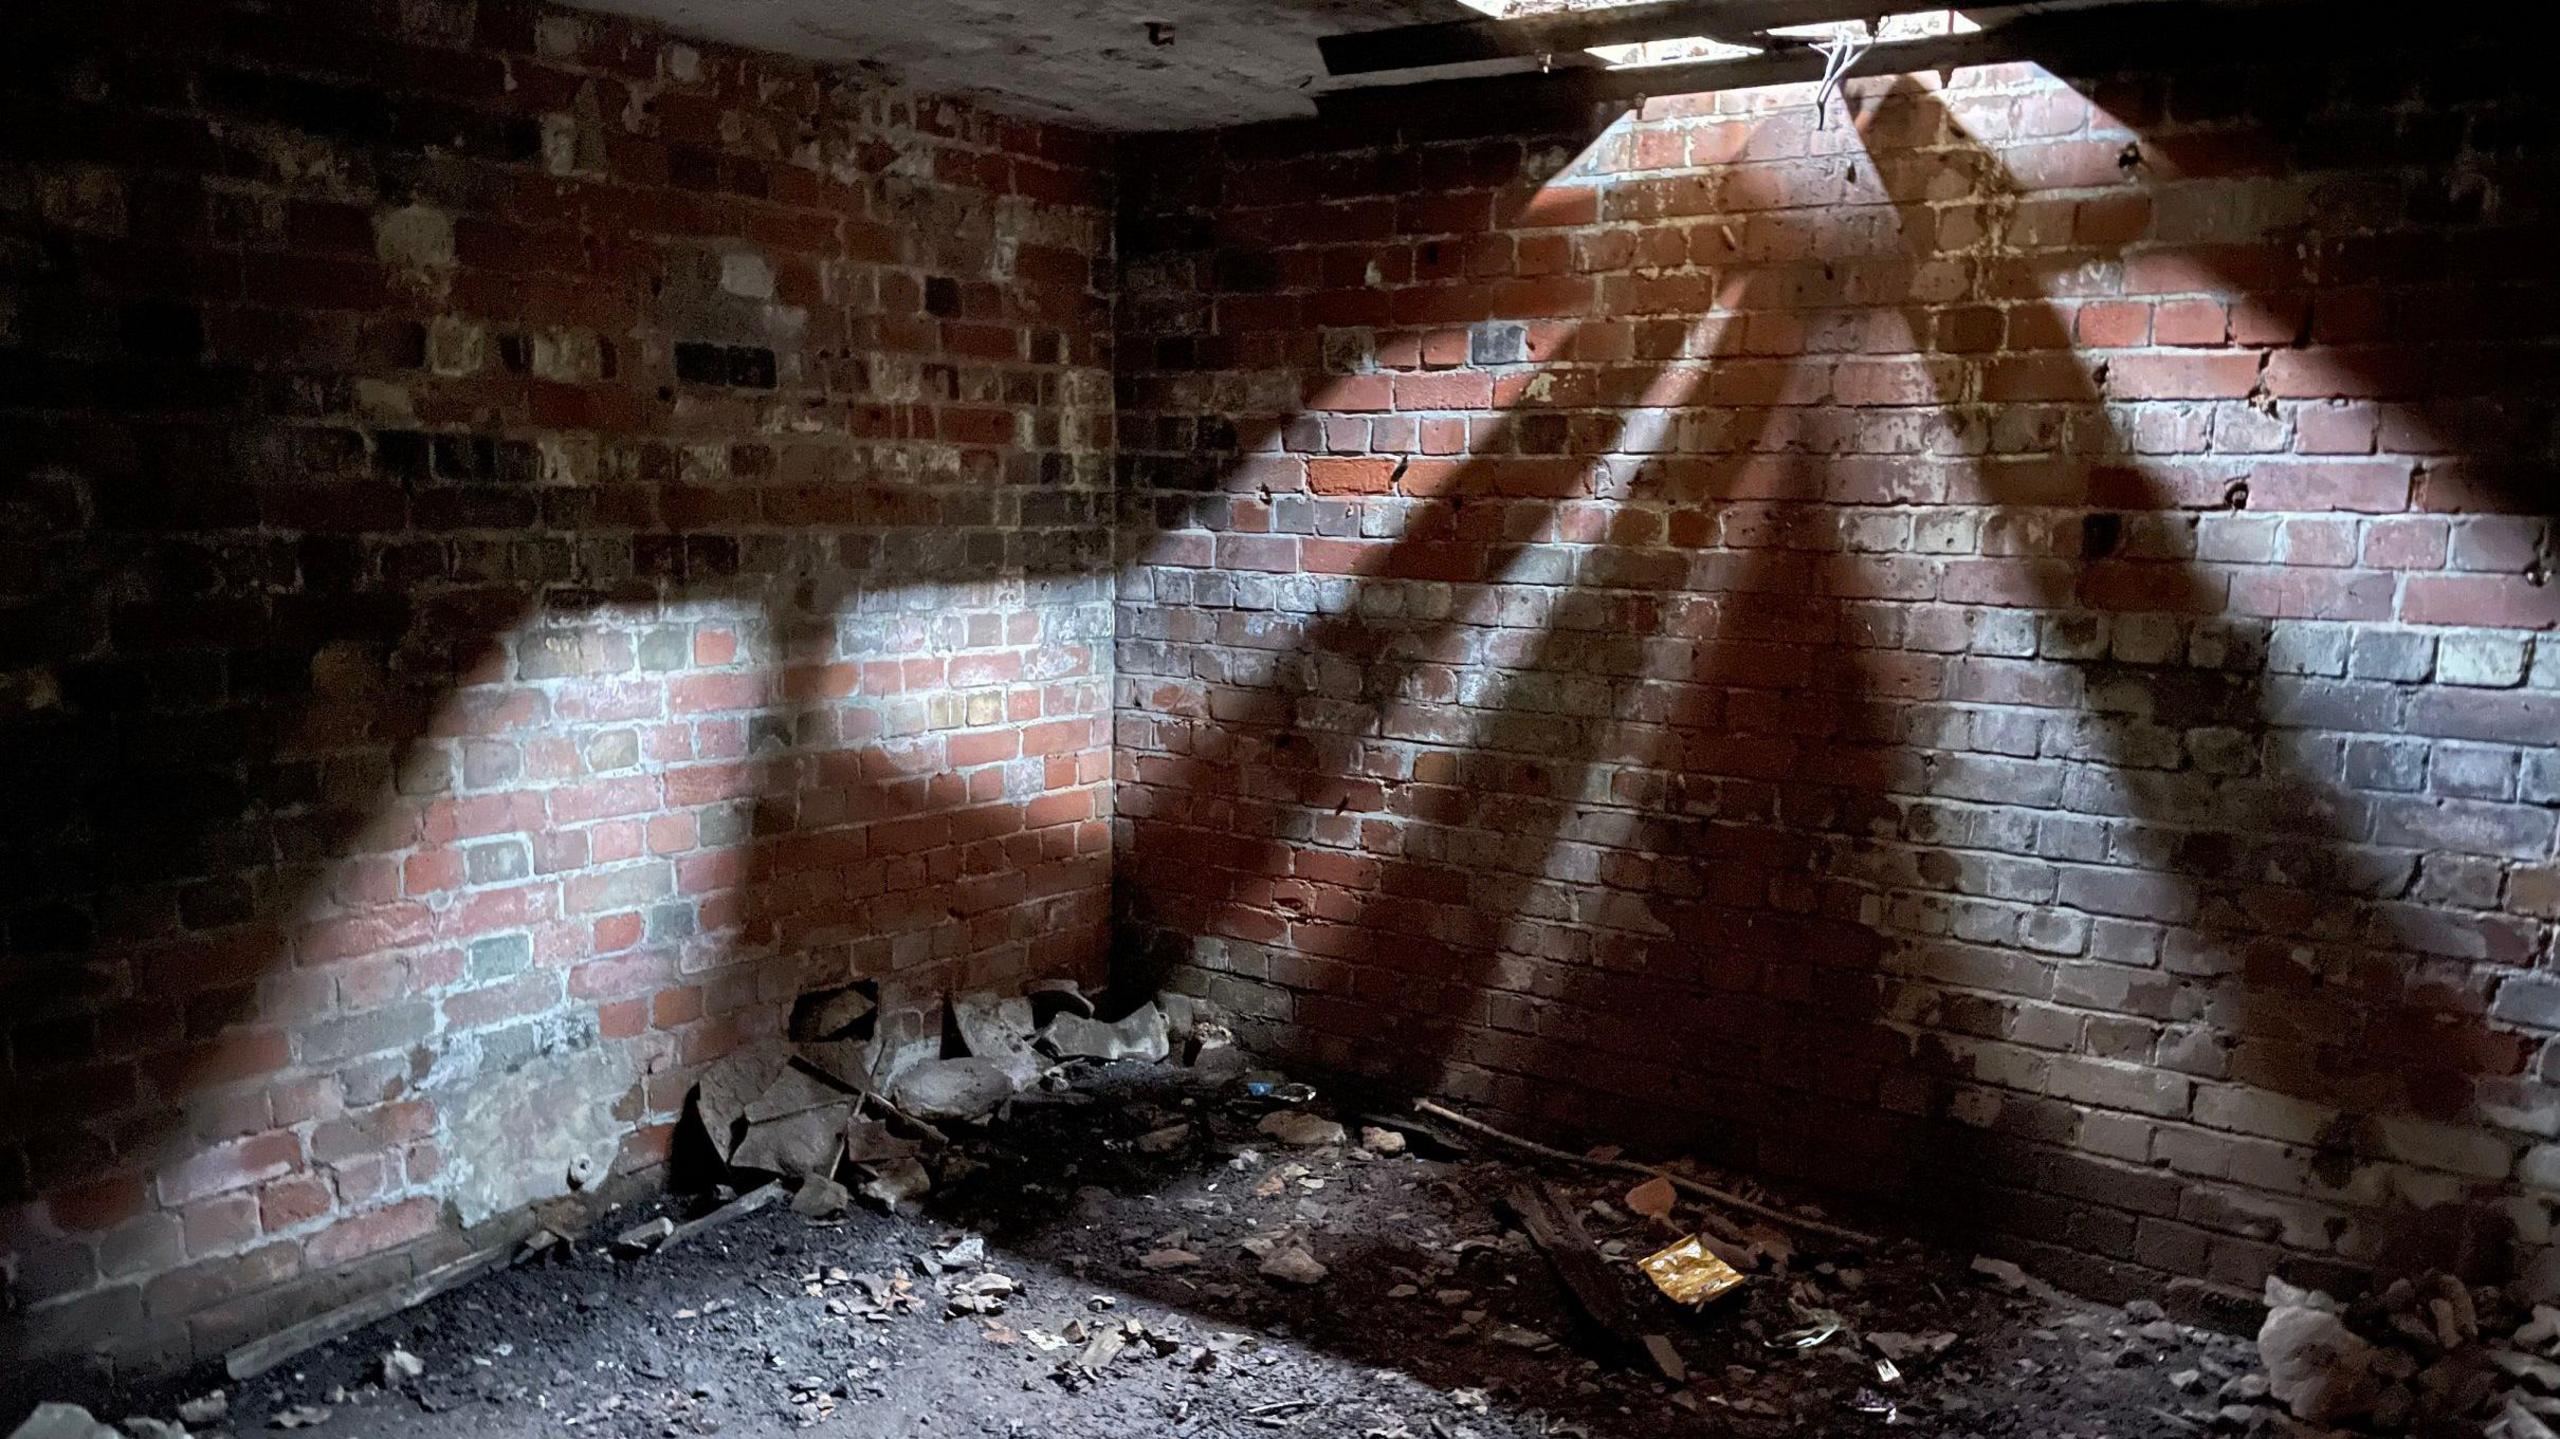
[0,0,1115,1383]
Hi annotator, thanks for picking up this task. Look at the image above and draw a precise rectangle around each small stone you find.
[2217,1373,2271,1404]
[175,1395,227,1427]
[1359,1126,1407,1156]
[382,1345,426,1386]
[1139,1248,1200,1271]
[1258,1245,1327,1286]
[1257,1111,1347,1147]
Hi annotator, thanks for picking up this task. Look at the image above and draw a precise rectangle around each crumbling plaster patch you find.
[556,0,1458,129]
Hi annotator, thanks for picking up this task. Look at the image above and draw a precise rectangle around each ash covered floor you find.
[70,1066,2280,1439]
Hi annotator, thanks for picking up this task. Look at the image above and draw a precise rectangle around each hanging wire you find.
[1809,21,1877,128]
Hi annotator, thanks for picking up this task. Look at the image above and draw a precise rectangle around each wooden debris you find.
[1416,1099,1877,1248]
[658,1180,785,1252]
[225,1242,513,1379]
[1507,1181,1645,1352]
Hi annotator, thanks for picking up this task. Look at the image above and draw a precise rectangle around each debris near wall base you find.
[225,1241,515,1379]
[1042,1003,1171,1063]
[1412,1099,1878,1249]
[2204,1270,2552,1434]
[889,1057,1023,1125]
[1256,1110,1346,1147]
[792,1170,851,1218]
[1506,1181,1647,1354]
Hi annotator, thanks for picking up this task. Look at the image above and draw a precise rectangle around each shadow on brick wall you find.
[1,0,1114,1385]
[1119,64,2558,1303]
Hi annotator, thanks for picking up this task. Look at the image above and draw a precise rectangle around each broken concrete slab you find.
[1044,1004,1170,1063]
[1026,978,1094,1025]
[731,1104,848,1177]
[951,991,1045,1086]
[692,1051,787,1160]
[792,1172,851,1218]
[745,1063,853,1124]
[843,1115,922,1165]
[795,1037,876,1095]
[793,984,876,1042]
[889,1056,1022,1124]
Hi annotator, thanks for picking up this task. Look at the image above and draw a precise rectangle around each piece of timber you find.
[226,1243,513,1380]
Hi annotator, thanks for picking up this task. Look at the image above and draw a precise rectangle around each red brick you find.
[304,1197,440,1268]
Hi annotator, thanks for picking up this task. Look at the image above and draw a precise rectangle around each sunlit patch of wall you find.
[0,0,1114,1387]
[1114,51,2560,1307]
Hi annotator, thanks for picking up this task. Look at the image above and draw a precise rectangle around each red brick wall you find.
[1116,60,2560,1305]
[0,0,1112,1380]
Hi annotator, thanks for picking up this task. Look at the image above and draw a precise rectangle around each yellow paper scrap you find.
[1640,1234,1746,1307]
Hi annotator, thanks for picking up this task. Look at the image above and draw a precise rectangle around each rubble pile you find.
[663,982,1224,1227]
[23,994,2555,1439]
[2235,1271,2559,1437]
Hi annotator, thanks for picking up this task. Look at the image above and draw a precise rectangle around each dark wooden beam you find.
[1311,1,2360,126]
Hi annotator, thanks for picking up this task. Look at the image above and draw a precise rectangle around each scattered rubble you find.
[30,990,2506,1439]
[2218,1270,2542,1434]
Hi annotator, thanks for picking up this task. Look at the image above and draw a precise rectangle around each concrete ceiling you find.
[560,0,1472,132]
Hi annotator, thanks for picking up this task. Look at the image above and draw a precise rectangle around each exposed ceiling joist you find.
[1311,0,2361,125]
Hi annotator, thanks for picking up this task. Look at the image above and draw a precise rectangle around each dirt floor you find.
[86,1063,2263,1439]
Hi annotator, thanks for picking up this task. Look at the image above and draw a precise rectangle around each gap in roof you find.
[1448,2,1979,71]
